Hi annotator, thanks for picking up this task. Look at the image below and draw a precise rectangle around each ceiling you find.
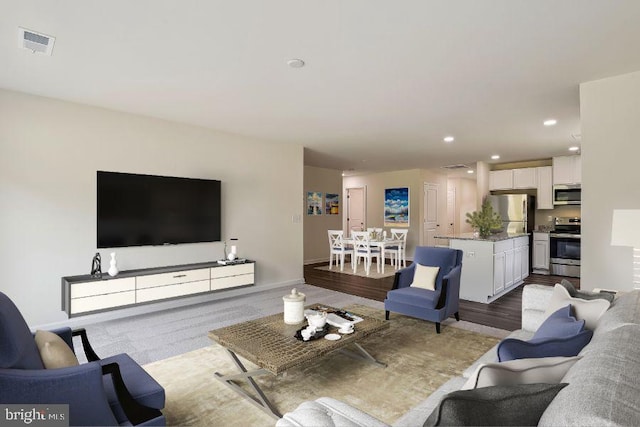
[2,1,640,175]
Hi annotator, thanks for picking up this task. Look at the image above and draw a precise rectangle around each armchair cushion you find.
[410,265,440,290]
[34,330,80,369]
[385,287,439,309]
[0,292,44,370]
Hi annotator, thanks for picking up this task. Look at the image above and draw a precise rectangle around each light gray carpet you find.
[74,284,386,365]
[74,283,509,366]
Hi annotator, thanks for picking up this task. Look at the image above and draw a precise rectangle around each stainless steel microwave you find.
[553,184,581,205]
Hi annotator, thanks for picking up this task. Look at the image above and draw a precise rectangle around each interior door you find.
[423,183,439,246]
[447,187,456,235]
[347,187,365,237]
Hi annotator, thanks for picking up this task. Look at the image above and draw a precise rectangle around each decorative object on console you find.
[424,383,568,427]
[227,238,238,261]
[90,252,102,278]
[107,252,118,277]
[611,209,640,289]
[283,288,305,325]
[465,197,503,238]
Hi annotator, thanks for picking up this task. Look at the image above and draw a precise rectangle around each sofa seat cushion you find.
[277,397,389,427]
[99,353,165,422]
[539,324,640,426]
[386,287,439,309]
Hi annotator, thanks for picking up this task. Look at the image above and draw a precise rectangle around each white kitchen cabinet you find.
[452,236,528,304]
[489,170,514,190]
[532,232,550,274]
[536,166,554,209]
[553,155,581,185]
[513,168,538,189]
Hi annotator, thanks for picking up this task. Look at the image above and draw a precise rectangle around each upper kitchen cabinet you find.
[536,166,554,209]
[489,169,514,190]
[553,155,581,185]
[513,168,538,189]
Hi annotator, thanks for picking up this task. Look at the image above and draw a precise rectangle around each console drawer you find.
[136,268,210,289]
[71,277,135,298]
[71,290,136,314]
[136,279,211,303]
[210,263,254,279]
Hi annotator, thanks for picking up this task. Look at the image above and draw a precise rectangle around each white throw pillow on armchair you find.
[410,264,440,290]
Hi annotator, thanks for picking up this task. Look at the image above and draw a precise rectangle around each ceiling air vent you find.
[441,164,470,170]
[19,27,55,56]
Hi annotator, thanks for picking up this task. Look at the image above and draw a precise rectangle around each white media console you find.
[61,260,255,317]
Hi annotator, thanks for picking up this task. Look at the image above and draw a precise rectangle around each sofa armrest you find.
[521,285,554,332]
[0,363,119,426]
[277,397,389,427]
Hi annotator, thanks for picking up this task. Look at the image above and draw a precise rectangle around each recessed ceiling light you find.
[443,136,455,143]
[286,58,305,68]
[491,155,500,160]
[467,170,474,174]
[543,119,557,126]
[568,146,580,152]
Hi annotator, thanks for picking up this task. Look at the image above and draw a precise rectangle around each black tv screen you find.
[97,171,221,248]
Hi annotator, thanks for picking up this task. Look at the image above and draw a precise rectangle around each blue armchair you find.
[384,246,463,334]
[0,291,165,426]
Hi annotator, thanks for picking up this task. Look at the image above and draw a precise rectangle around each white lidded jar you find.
[283,288,305,324]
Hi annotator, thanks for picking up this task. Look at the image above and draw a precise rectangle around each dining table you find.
[341,237,404,273]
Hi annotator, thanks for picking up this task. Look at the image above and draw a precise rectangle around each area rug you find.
[143,305,501,426]
[314,263,397,279]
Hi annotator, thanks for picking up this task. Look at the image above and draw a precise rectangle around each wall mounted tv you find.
[97,171,221,248]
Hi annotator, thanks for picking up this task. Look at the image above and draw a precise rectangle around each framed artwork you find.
[306,191,323,215]
[325,193,339,215]
[384,187,409,227]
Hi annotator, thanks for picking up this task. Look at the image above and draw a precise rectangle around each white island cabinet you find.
[444,234,529,304]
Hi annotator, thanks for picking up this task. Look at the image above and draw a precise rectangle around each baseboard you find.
[304,257,329,265]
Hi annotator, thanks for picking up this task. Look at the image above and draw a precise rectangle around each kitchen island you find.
[434,233,530,304]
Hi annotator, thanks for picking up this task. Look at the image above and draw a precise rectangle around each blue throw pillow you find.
[497,330,593,362]
[497,304,592,362]
[532,304,585,341]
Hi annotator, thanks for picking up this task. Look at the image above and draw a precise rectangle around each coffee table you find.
[208,304,389,419]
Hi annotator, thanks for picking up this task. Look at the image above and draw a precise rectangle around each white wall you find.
[303,166,343,264]
[0,89,304,325]
[580,70,640,291]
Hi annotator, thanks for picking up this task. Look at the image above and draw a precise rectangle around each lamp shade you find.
[611,209,640,247]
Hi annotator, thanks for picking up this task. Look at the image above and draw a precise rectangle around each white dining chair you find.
[351,231,381,276]
[327,230,350,271]
[388,229,409,269]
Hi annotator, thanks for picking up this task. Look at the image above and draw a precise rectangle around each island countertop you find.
[434,232,530,242]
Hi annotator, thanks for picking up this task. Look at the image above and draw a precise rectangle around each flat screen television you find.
[97,171,221,248]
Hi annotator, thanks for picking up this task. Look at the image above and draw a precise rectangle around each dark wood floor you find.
[304,262,580,331]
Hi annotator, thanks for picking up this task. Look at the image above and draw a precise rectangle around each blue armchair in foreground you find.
[384,246,463,334]
[0,291,165,426]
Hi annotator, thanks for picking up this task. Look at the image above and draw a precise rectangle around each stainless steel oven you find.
[549,217,581,277]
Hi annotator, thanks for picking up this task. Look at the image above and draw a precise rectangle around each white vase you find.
[108,252,119,277]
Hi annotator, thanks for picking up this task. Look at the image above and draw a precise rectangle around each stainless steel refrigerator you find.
[487,194,535,234]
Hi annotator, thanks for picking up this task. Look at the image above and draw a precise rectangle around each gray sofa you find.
[277,285,640,426]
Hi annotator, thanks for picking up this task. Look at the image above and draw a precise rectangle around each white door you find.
[423,183,439,246]
[446,187,456,235]
[347,187,365,237]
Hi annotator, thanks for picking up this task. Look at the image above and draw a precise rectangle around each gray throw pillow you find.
[560,279,614,303]
[424,383,568,426]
